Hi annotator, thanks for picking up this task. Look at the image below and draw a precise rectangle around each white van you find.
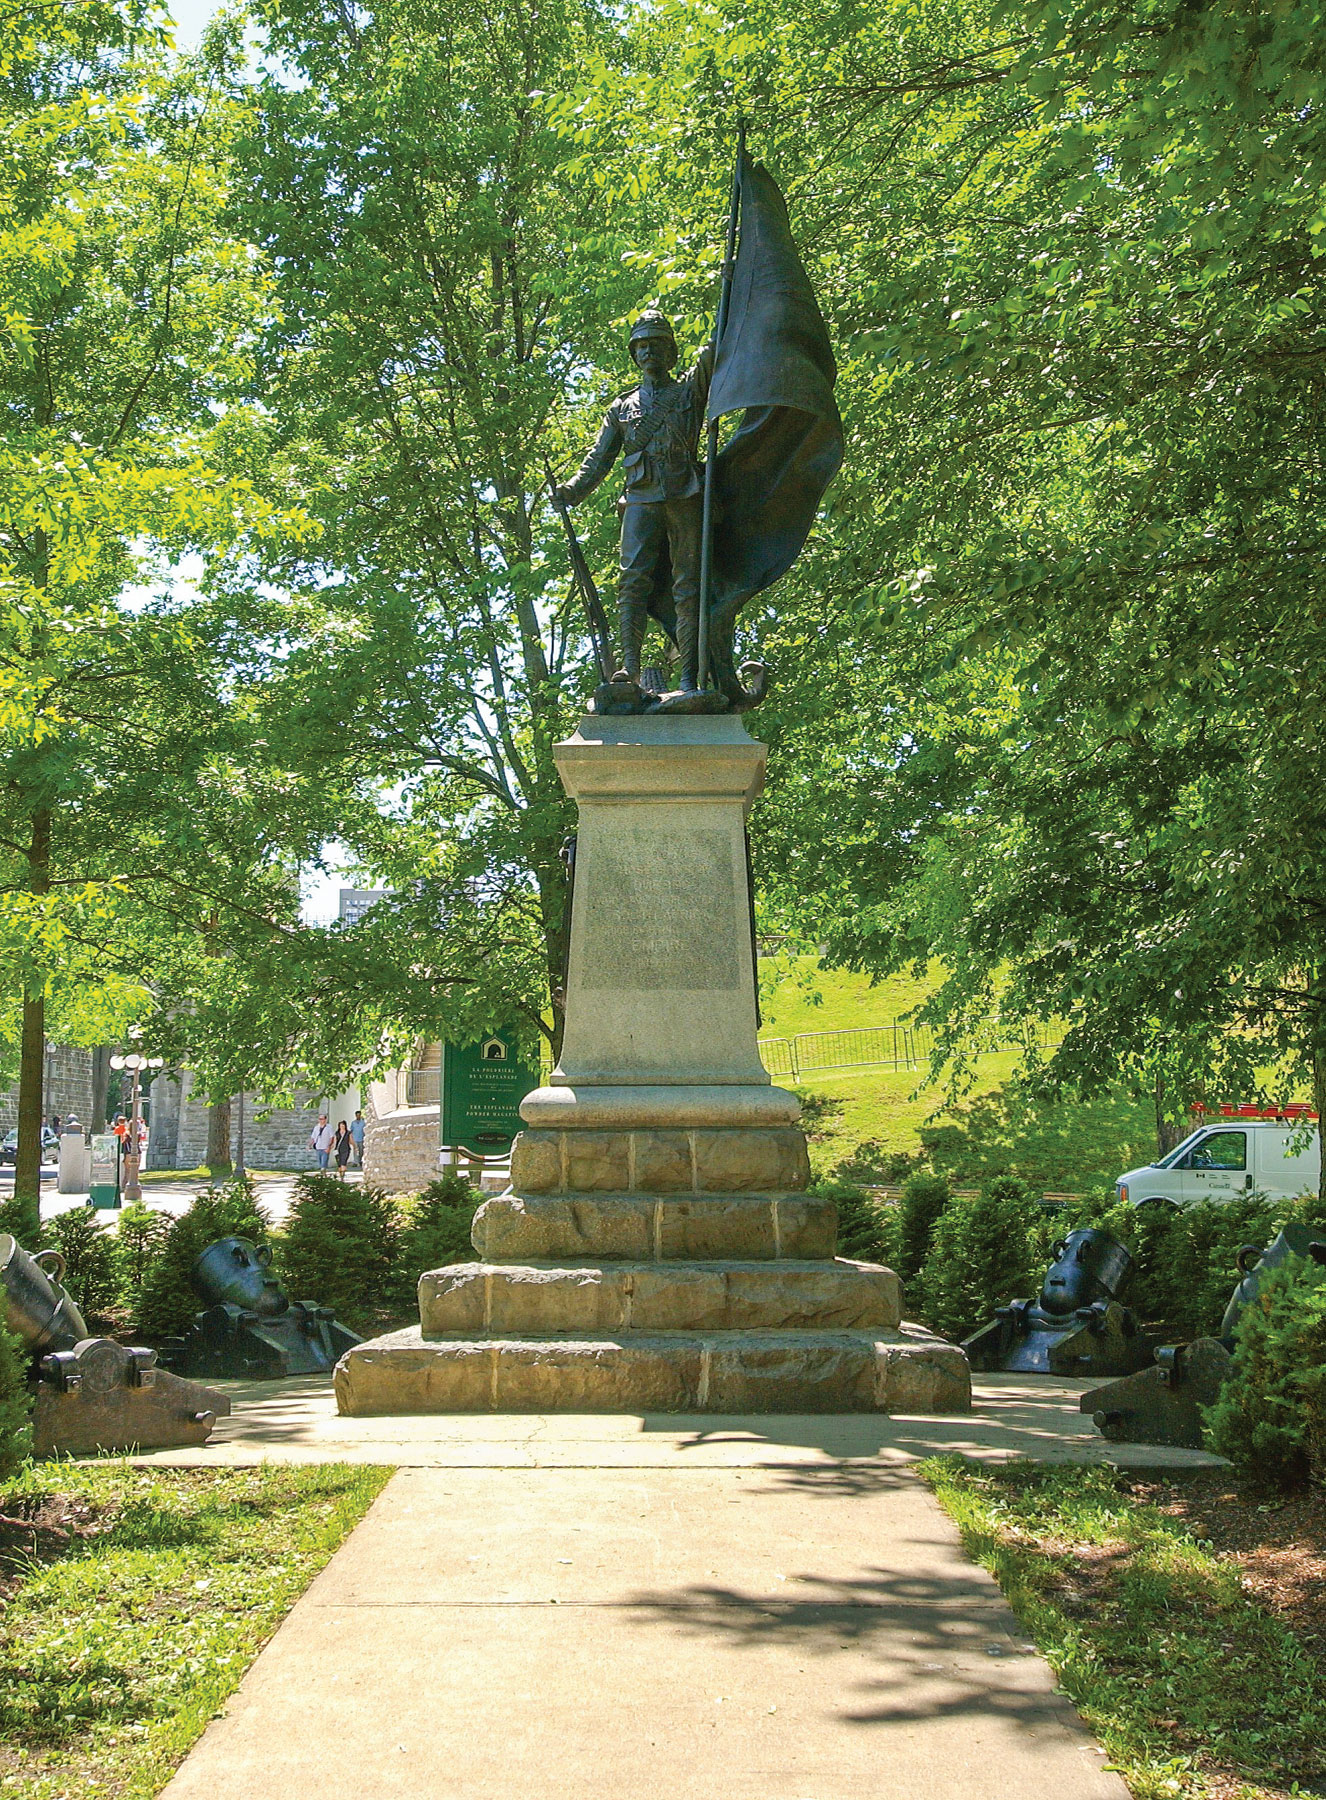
[1117,1115,1320,1209]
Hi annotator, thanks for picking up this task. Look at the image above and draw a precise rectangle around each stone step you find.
[335,1326,971,1416]
[419,1259,902,1338]
[472,1191,836,1263]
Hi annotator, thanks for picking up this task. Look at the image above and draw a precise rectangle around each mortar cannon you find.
[1,1232,229,1457]
[1220,1222,1326,1346]
[963,1228,1156,1378]
[159,1236,361,1380]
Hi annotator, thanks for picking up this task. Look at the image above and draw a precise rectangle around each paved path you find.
[161,1460,1130,1800]
[132,1369,1227,1470]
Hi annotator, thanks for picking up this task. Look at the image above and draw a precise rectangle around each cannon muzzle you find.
[1,1233,88,1355]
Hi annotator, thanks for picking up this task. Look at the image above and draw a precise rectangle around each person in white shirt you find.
[309,1114,335,1171]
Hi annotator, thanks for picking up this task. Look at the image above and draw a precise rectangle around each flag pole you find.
[697,118,745,696]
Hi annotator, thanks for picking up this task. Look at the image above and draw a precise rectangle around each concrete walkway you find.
[161,1461,1130,1800]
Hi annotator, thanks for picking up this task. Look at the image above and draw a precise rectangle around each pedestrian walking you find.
[350,1109,366,1168]
[333,1120,353,1178]
[309,1114,334,1172]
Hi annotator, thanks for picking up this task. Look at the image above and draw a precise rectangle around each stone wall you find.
[0,1044,97,1134]
[362,1107,441,1193]
[147,1068,359,1171]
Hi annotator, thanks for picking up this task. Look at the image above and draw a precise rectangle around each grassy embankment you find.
[757,956,1155,1188]
[923,1458,1326,1800]
[0,1463,390,1800]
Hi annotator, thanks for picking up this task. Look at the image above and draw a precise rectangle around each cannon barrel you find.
[1039,1228,1134,1317]
[1,1233,88,1355]
[190,1236,289,1317]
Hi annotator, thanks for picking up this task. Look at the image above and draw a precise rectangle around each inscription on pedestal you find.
[580,828,741,992]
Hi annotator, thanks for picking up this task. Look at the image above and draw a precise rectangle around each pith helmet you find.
[628,309,677,350]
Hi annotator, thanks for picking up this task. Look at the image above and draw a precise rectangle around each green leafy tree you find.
[561,1,1326,1197]
[0,3,318,1200]
[219,0,686,1061]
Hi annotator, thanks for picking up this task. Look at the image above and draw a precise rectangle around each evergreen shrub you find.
[279,1173,399,1331]
[46,1206,123,1325]
[0,1319,31,1478]
[916,1176,1044,1342]
[811,1179,894,1265]
[895,1170,951,1284]
[1205,1255,1326,1488]
[136,1179,273,1339]
[0,1192,43,1250]
[115,1200,174,1322]
[395,1175,480,1301]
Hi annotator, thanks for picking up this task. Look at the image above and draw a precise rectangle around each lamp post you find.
[110,1048,163,1204]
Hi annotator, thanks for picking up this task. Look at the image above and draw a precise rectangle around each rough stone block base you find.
[334,1325,971,1416]
[419,1259,903,1336]
[510,1126,811,1195]
[472,1192,836,1263]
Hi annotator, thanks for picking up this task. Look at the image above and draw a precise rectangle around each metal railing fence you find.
[756,1021,1061,1082]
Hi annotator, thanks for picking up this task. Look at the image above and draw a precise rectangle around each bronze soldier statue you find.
[555,310,712,702]
[550,153,844,715]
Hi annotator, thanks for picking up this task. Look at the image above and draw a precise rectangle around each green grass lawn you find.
[0,1462,390,1799]
[793,1053,1022,1176]
[923,1459,1326,1800]
[758,954,939,1039]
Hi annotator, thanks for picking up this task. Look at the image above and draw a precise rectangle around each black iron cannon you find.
[963,1228,1156,1378]
[1080,1220,1326,1449]
[1220,1222,1326,1346]
[1082,1338,1233,1449]
[159,1236,361,1380]
[1,1232,229,1456]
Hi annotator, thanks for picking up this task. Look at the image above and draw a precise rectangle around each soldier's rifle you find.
[544,460,615,683]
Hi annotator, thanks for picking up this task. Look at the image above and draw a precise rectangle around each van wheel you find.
[1136,1197,1180,1213]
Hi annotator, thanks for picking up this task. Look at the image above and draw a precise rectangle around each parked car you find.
[1117,1110,1320,1210]
[0,1126,60,1166]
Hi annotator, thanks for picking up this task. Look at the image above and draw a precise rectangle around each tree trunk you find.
[1313,1042,1326,1215]
[13,807,52,1230]
[205,1099,232,1176]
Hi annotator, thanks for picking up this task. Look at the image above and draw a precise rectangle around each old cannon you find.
[1220,1222,1326,1345]
[1,1232,229,1457]
[963,1228,1156,1378]
[159,1236,361,1380]
[1080,1220,1326,1449]
[1082,1338,1233,1449]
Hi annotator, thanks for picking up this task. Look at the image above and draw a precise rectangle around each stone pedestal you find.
[336,717,971,1416]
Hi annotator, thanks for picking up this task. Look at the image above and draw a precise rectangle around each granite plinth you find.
[335,1325,971,1416]
[510,1126,811,1195]
[419,1259,903,1336]
[471,1192,837,1262]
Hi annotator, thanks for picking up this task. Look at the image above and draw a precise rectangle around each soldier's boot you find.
[615,599,647,685]
[674,600,701,693]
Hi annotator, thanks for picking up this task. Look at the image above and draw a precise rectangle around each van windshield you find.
[1156,1130,1207,1169]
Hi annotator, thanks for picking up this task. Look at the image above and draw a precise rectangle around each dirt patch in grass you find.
[1127,1469,1326,1678]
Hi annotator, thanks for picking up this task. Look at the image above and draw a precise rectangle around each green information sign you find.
[440,1032,538,1156]
[88,1134,120,1211]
